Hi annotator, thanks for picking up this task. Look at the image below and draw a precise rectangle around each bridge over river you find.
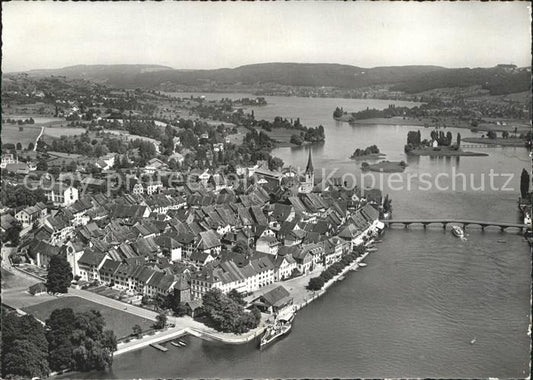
[384,219,529,233]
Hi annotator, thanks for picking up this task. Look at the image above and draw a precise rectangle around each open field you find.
[2,115,60,124]
[1,124,42,146]
[1,267,58,309]
[225,126,248,145]
[253,126,301,147]
[43,126,87,138]
[105,129,161,151]
[22,296,154,339]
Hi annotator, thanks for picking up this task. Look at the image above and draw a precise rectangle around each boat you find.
[451,225,464,238]
[497,239,506,243]
[338,275,345,280]
[358,262,367,267]
[470,337,476,345]
[374,239,382,244]
[259,307,296,350]
[170,341,181,347]
[178,340,187,347]
[366,247,378,252]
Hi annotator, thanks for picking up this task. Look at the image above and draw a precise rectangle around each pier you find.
[384,219,529,233]
[150,343,168,352]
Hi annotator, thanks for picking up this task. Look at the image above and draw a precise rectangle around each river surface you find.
[77,93,531,378]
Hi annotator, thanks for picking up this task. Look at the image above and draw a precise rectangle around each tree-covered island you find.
[349,145,386,160]
[404,130,488,157]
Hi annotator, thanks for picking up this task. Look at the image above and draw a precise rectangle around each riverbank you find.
[115,247,377,356]
[407,148,488,157]
[294,249,373,312]
[362,161,406,173]
[342,116,531,134]
[462,137,528,147]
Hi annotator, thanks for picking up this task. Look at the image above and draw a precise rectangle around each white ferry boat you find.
[259,306,296,350]
[451,225,464,238]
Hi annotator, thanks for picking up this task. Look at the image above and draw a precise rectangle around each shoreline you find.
[339,117,531,133]
[461,137,528,147]
[293,248,373,312]
[350,153,386,160]
[116,241,379,355]
[407,149,488,157]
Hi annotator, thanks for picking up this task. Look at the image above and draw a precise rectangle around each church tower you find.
[299,150,315,194]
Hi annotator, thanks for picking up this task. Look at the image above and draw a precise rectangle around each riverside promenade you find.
[245,249,373,312]
[117,250,376,357]
[114,316,267,356]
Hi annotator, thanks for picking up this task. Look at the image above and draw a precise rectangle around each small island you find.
[404,130,488,157]
[350,145,386,160]
[361,160,407,173]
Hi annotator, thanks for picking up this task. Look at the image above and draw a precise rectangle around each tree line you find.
[1,308,117,378]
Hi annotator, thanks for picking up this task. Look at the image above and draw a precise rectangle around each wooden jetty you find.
[150,343,168,352]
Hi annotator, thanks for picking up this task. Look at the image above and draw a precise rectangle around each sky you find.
[2,2,531,72]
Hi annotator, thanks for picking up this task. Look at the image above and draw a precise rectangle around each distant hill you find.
[105,62,447,89]
[20,62,531,95]
[24,64,174,82]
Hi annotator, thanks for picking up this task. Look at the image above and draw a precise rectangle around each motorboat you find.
[470,337,477,345]
[451,225,464,238]
[358,262,367,267]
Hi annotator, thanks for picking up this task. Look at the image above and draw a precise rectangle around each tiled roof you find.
[260,285,292,307]
[198,230,221,250]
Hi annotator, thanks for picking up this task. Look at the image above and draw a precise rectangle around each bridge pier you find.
[442,222,448,230]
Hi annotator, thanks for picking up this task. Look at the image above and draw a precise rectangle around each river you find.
[74,93,531,378]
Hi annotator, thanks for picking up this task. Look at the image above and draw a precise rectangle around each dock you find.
[150,343,168,352]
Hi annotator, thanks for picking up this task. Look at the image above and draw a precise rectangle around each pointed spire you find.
[305,149,314,174]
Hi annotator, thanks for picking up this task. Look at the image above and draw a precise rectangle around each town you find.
[1,74,386,378]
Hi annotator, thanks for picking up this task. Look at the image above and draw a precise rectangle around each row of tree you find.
[307,251,361,291]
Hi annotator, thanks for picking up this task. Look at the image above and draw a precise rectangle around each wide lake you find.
[74,93,531,378]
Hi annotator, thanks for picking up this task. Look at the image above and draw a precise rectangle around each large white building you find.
[45,183,79,206]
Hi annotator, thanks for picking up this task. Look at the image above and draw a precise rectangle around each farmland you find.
[1,124,42,147]
[43,126,87,138]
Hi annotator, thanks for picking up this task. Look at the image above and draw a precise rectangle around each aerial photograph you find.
[0,2,531,379]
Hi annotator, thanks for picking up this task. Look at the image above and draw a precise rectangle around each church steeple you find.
[305,149,314,174]
[299,149,315,194]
